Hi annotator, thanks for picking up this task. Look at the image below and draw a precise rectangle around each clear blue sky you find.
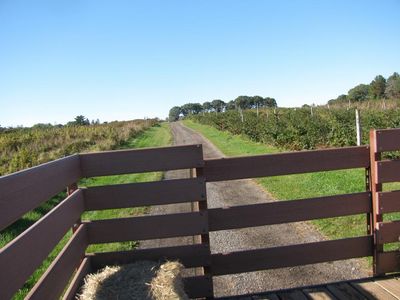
[1,0,399,127]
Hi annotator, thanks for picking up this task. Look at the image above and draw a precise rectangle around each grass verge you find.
[5,122,171,300]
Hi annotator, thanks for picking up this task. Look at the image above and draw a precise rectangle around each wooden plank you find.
[376,252,400,274]
[302,287,336,300]
[370,129,384,276]
[204,146,369,182]
[86,211,208,244]
[0,154,80,231]
[209,192,371,231]
[377,221,400,243]
[27,225,88,300]
[0,190,85,300]
[211,236,373,276]
[80,144,204,177]
[62,257,92,300]
[377,160,400,183]
[183,275,213,299]
[378,190,400,213]
[84,177,206,211]
[375,128,400,152]
[253,294,280,300]
[351,280,398,300]
[326,282,366,299]
[374,277,400,298]
[89,244,211,270]
[278,290,308,300]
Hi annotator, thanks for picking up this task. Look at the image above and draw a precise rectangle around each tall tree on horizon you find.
[369,75,386,99]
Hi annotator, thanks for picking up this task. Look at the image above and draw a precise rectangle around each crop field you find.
[0,122,172,299]
[0,119,158,176]
[190,105,400,150]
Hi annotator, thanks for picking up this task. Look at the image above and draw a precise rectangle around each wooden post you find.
[356,109,361,146]
[239,107,244,123]
[256,103,259,117]
[365,168,373,236]
[191,145,213,298]
[67,183,80,233]
[369,129,383,275]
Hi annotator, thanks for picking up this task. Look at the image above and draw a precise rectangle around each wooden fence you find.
[1,129,400,299]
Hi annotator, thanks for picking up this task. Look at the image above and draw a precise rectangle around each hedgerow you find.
[191,106,400,150]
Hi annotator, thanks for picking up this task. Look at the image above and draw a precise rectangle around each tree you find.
[369,75,386,99]
[348,84,370,102]
[225,100,236,110]
[264,97,277,107]
[180,103,203,116]
[385,72,400,99]
[72,115,90,126]
[202,102,212,112]
[211,99,225,112]
[168,106,181,121]
[234,96,252,109]
[251,96,264,108]
[191,103,203,114]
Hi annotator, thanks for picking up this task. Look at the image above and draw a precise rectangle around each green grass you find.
[183,120,380,240]
[4,122,172,300]
[184,119,278,156]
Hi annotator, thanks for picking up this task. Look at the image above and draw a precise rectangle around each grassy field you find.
[183,119,372,239]
[4,122,171,300]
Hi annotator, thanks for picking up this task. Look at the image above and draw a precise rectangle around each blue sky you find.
[1,0,399,126]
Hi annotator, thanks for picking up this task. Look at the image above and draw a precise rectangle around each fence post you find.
[67,182,80,233]
[369,129,383,275]
[191,145,214,298]
[355,109,361,146]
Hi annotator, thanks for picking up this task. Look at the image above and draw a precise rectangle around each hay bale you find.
[77,260,189,300]
[150,261,188,300]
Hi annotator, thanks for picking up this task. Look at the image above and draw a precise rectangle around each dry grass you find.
[78,261,188,300]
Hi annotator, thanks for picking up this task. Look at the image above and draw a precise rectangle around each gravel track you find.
[141,122,370,298]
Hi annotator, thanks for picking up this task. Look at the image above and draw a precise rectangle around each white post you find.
[239,107,244,123]
[355,109,361,146]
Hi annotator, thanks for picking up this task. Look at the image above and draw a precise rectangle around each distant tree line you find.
[328,72,400,106]
[0,116,104,132]
[169,96,277,121]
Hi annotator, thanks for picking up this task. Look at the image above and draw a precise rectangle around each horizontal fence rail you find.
[0,190,84,300]
[377,190,400,213]
[203,146,370,182]
[210,236,373,276]
[0,154,80,231]
[183,275,214,298]
[375,129,400,152]
[80,144,204,177]
[377,160,400,183]
[85,211,208,244]
[62,257,92,300]
[83,177,206,210]
[26,224,88,300]
[377,221,400,244]
[208,192,371,231]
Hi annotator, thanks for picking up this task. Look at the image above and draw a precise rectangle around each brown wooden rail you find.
[1,130,400,299]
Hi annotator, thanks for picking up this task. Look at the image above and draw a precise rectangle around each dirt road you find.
[143,122,369,298]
